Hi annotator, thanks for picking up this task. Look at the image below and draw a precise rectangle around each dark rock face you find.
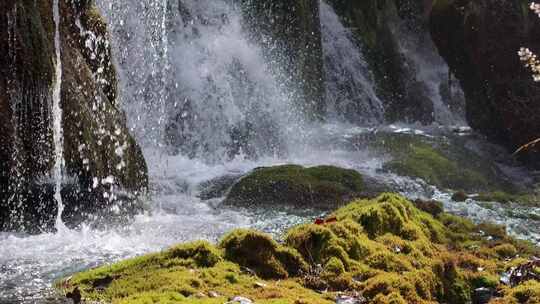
[223,165,364,210]
[0,0,148,232]
[238,0,325,119]
[430,0,540,159]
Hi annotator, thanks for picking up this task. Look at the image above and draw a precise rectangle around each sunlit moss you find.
[58,194,539,304]
[220,229,308,279]
[224,164,363,209]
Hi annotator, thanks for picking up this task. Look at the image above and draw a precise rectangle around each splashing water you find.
[52,0,66,231]
[1,1,539,303]
[320,1,384,125]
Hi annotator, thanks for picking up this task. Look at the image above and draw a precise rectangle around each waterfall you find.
[320,1,385,125]
[388,12,467,126]
[52,0,66,230]
[97,0,300,164]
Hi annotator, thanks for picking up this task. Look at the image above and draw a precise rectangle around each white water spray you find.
[320,1,384,125]
[52,0,66,230]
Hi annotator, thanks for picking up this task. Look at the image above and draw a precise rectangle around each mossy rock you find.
[413,199,444,217]
[224,165,364,210]
[59,194,540,304]
[475,191,540,207]
[430,0,540,167]
[0,0,148,232]
[369,132,515,193]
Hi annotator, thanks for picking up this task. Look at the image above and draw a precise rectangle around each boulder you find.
[430,0,540,164]
[223,165,363,210]
[0,0,147,232]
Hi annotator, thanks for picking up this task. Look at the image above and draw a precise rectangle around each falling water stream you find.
[1,1,539,303]
[51,0,66,231]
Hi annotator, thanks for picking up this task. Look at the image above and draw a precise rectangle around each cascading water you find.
[388,11,467,126]
[320,1,385,125]
[99,0,300,163]
[52,0,65,230]
[1,1,539,303]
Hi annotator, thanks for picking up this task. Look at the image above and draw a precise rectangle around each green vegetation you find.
[475,191,540,207]
[224,165,363,210]
[371,133,515,193]
[58,194,540,304]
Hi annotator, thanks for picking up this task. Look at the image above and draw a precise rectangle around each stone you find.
[0,0,147,232]
[223,165,363,210]
[430,0,540,166]
[472,287,493,304]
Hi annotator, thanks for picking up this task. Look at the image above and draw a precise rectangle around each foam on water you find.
[2,1,539,302]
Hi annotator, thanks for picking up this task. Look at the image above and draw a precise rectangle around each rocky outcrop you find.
[0,0,148,232]
[238,0,325,119]
[430,0,540,161]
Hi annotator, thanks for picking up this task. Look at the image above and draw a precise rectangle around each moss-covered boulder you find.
[58,194,540,304]
[223,165,364,210]
[366,132,515,192]
[0,0,147,232]
[430,0,540,166]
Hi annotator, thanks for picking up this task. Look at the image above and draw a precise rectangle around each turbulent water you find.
[1,1,539,303]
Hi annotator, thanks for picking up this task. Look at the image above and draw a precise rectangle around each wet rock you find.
[197,174,242,201]
[0,0,148,232]
[430,0,540,167]
[452,191,468,202]
[223,165,364,210]
[413,199,444,217]
[66,287,81,304]
[472,287,493,304]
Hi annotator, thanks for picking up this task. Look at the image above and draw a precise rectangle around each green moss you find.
[220,229,308,279]
[504,280,540,304]
[59,194,539,304]
[469,274,499,289]
[372,133,514,193]
[167,241,222,267]
[365,251,413,272]
[224,165,363,210]
[324,257,345,275]
[492,244,518,258]
[384,144,488,191]
[285,224,349,267]
[476,191,540,207]
[333,193,446,242]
